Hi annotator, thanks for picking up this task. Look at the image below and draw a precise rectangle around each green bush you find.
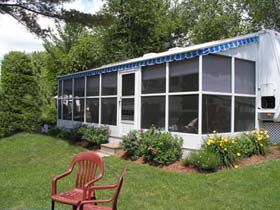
[140,127,183,166]
[236,134,255,158]
[245,129,270,156]
[121,127,183,166]
[183,150,221,172]
[203,134,238,167]
[120,130,142,160]
[79,126,109,146]
[0,52,42,137]
[48,127,69,139]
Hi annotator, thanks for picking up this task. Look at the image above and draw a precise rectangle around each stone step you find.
[100,143,121,155]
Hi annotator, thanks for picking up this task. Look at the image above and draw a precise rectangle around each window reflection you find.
[202,95,231,133]
[169,95,198,133]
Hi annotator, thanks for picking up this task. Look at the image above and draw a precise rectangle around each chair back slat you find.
[70,152,104,190]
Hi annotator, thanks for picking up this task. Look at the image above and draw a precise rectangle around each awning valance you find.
[59,35,259,80]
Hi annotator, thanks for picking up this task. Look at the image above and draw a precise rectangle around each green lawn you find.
[0,133,280,210]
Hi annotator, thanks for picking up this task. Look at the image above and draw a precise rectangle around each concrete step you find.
[108,136,122,144]
[100,143,121,155]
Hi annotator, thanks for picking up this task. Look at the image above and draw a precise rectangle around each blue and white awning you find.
[59,35,259,80]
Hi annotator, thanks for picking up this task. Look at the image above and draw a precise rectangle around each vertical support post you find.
[99,74,102,125]
[198,55,203,135]
[165,62,169,132]
[84,76,87,124]
[231,57,235,133]
[72,78,74,121]
[61,80,64,121]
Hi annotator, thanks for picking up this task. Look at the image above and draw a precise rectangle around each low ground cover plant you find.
[198,129,271,169]
[48,124,109,147]
[78,126,109,146]
[183,150,221,171]
[121,127,183,166]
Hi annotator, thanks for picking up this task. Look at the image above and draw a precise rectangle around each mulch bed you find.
[116,146,280,174]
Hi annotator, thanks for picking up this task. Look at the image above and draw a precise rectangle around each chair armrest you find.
[82,174,103,198]
[89,184,117,191]
[51,169,72,195]
[78,198,113,210]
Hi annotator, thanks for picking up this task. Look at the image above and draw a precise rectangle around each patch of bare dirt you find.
[115,146,280,174]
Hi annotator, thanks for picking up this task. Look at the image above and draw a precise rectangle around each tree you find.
[101,0,182,61]
[0,0,110,36]
[180,0,248,44]
[43,23,106,95]
[0,51,42,137]
[242,0,280,31]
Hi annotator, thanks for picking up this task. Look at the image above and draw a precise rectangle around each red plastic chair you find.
[77,167,127,210]
[51,151,104,210]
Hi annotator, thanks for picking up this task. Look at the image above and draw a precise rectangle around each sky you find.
[0,0,105,62]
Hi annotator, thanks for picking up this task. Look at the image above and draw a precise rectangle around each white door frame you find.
[118,68,141,136]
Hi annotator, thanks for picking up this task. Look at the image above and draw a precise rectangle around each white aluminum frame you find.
[57,53,257,149]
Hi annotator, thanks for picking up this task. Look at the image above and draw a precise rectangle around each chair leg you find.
[73,205,77,210]
[51,200,55,210]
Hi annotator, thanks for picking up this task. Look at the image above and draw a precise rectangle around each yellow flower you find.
[237,153,241,157]
[260,143,263,147]
[264,130,268,135]
[245,131,250,135]
[234,165,239,169]
[224,148,227,151]
[213,130,217,134]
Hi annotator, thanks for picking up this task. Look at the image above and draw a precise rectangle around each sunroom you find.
[57,34,258,150]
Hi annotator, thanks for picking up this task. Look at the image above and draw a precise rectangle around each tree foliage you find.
[0,0,110,36]
[0,52,42,137]
[43,23,105,95]
[101,0,183,61]
[181,0,248,44]
[242,0,280,31]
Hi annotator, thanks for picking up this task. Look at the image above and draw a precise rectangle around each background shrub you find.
[245,129,270,155]
[183,150,221,172]
[140,127,183,166]
[236,134,255,158]
[121,127,183,166]
[204,134,238,167]
[0,52,42,137]
[120,130,142,161]
[79,126,109,146]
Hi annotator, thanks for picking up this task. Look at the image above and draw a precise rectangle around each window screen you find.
[58,80,62,97]
[62,99,72,120]
[122,98,134,121]
[73,99,84,122]
[202,95,231,133]
[235,59,255,95]
[141,96,165,129]
[169,95,198,133]
[235,97,255,131]
[169,58,199,92]
[74,77,85,97]
[122,74,135,96]
[203,55,231,93]
[57,99,62,119]
[142,64,166,94]
[63,79,72,98]
[86,98,99,123]
[101,98,117,125]
[102,72,117,95]
[87,75,100,96]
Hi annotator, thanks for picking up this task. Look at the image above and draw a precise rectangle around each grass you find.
[0,133,280,210]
